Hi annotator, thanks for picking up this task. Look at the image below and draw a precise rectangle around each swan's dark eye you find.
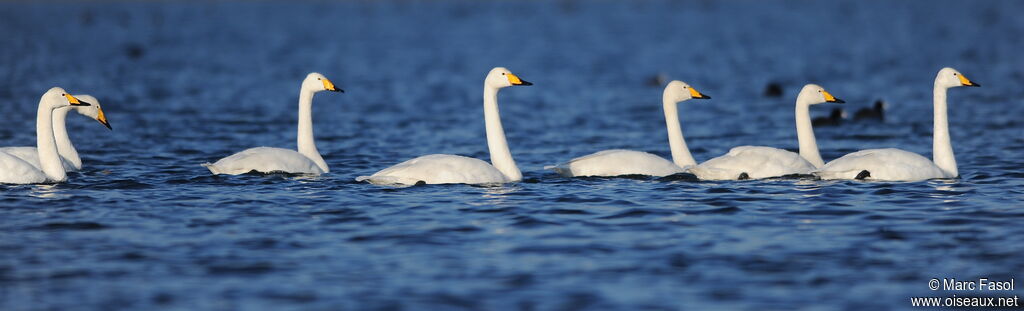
[501,73,506,75]
[317,78,321,80]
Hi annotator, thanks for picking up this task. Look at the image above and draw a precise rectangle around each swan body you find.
[356,154,510,185]
[358,67,532,186]
[816,67,979,181]
[815,148,946,181]
[687,146,817,180]
[688,84,844,180]
[203,147,324,175]
[0,152,49,184]
[0,95,110,172]
[0,88,90,184]
[548,80,710,177]
[548,149,685,177]
[203,73,342,175]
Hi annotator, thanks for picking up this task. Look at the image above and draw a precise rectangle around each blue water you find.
[2,1,1023,310]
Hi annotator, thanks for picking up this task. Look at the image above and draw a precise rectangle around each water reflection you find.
[29,184,69,199]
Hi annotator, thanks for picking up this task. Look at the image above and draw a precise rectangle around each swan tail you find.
[814,169,860,180]
[686,166,732,181]
[544,164,575,177]
[356,175,418,187]
[201,163,222,175]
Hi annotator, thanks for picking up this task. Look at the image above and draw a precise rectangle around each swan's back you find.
[0,151,48,184]
[816,148,946,181]
[0,147,77,172]
[357,154,508,185]
[203,147,323,175]
[689,146,816,180]
[547,149,684,177]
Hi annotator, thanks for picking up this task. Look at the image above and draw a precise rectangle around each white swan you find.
[356,67,532,185]
[687,84,844,180]
[203,72,343,175]
[0,95,110,172]
[815,67,979,181]
[0,88,90,184]
[546,80,710,177]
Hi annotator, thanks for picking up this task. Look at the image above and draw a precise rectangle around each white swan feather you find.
[815,67,980,181]
[358,67,531,186]
[547,81,709,178]
[547,149,685,177]
[357,154,509,185]
[1,88,89,184]
[688,146,816,180]
[203,73,342,175]
[202,147,323,175]
[0,95,109,172]
[687,84,844,180]
[816,148,946,181]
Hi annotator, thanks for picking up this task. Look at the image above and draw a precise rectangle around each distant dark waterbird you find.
[853,100,886,121]
[763,82,784,97]
[812,108,846,127]
[646,73,669,87]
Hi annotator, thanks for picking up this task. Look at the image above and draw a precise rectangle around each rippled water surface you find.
[2,1,1023,310]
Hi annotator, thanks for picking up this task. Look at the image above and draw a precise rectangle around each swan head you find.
[664,80,710,103]
[303,72,344,93]
[486,67,532,89]
[799,84,845,105]
[43,87,90,110]
[936,67,980,89]
[72,95,112,130]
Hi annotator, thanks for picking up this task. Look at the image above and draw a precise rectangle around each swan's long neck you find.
[663,97,696,168]
[36,99,66,182]
[795,97,824,168]
[51,107,81,169]
[932,85,957,177]
[297,89,328,173]
[483,85,521,181]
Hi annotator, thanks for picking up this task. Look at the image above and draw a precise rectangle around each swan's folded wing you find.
[0,151,48,184]
[204,147,323,175]
[817,148,946,181]
[360,154,507,185]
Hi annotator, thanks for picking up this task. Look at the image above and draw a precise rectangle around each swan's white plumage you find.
[686,84,843,180]
[204,72,341,176]
[813,67,979,182]
[202,147,324,175]
[815,148,946,181]
[547,149,685,177]
[0,146,76,171]
[358,67,531,186]
[357,154,509,185]
[0,151,48,184]
[0,95,108,172]
[547,80,708,178]
[688,146,816,180]
[1,87,86,184]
